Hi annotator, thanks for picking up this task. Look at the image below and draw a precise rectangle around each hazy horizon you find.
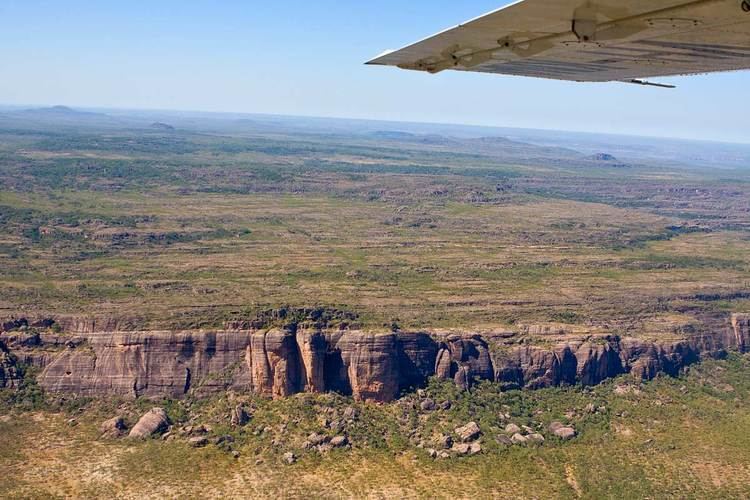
[3,102,750,148]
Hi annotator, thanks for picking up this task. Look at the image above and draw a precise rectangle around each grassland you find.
[0,115,749,332]
[3,355,750,498]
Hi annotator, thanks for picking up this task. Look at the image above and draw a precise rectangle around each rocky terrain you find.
[2,313,747,403]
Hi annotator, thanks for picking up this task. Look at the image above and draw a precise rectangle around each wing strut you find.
[625,79,676,89]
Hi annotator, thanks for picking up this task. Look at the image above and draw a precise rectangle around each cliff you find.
[0,314,741,402]
[731,313,750,352]
[0,340,22,389]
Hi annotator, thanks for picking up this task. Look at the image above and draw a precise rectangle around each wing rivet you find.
[743,0,750,12]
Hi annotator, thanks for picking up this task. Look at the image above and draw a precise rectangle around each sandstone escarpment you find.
[731,314,750,352]
[245,330,435,402]
[0,317,738,402]
[31,331,254,399]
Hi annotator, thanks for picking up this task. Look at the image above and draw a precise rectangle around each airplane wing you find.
[367,0,750,84]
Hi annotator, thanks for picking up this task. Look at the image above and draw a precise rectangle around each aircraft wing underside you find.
[367,0,750,83]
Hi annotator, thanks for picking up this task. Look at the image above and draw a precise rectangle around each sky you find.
[0,0,748,143]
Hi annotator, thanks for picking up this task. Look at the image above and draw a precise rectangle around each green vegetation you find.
[3,355,750,498]
[0,122,748,331]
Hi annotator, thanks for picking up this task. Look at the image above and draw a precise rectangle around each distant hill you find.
[150,122,175,131]
[589,153,617,162]
[369,130,585,165]
[0,105,131,130]
[587,153,629,167]
[371,130,417,140]
[21,105,104,118]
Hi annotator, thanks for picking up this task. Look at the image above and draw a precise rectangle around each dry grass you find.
[4,356,750,498]
[2,188,748,332]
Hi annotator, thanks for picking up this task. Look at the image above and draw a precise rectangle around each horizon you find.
[3,102,750,148]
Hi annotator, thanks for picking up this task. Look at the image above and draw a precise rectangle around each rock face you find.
[0,341,21,389]
[0,316,736,402]
[129,408,170,439]
[731,314,750,352]
[244,330,436,402]
[36,331,254,399]
[435,336,493,390]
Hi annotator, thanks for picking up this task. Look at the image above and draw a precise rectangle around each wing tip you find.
[365,49,397,66]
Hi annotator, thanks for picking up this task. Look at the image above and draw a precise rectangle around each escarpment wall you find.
[731,314,750,352]
[0,316,741,402]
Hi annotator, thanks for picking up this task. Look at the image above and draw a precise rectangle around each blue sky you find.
[0,0,748,142]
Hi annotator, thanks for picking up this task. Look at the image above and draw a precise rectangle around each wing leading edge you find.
[367,0,750,83]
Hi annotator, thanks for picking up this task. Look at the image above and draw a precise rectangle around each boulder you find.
[496,435,513,446]
[212,435,234,446]
[451,443,471,456]
[505,423,521,435]
[128,408,170,439]
[548,421,564,432]
[317,443,334,454]
[99,416,127,438]
[283,452,297,464]
[330,435,349,448]
[230,405,251,427]
[469,442,482,455]
[329,419,345,433]
[435,433,453,450]
[420,398,436,412]
[511,433,528,445]
[307,433,329,447]
[189,436,209,448]
[553,426,577,440]
[455,422,481,442]
[526,433,545,445]
[342,406,359,421]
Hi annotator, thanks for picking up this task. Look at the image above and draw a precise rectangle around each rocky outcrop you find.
[246,330,435,402]
[731,314,750,352]
[295,330,327,393]
[0,318,737,402]
[129,408,170,439]
[435,335,494,390]
[327,331,401,402]
[247,329,303,398]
